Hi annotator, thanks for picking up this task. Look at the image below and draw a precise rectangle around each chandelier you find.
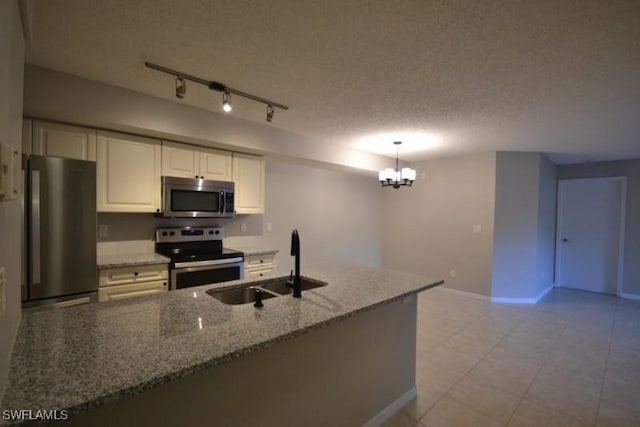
[379,141,416,189]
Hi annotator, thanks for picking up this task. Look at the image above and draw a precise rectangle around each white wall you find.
[98,156,383,275]
[382,153,497,297]
[0,0,25,402]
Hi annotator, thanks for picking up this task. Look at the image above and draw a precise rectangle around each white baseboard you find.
[620,292,640,301]
[362,386,417,427]
[435,286,490,301]
[490,284,554,304]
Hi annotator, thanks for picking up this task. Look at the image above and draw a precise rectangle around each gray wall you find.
[23,65,400,174]
[382,153,496,297]
[98,156,384,275]
[492,152,557,300]
[558,159,640,296]
[536,155,558,295]
[0,0,24,402]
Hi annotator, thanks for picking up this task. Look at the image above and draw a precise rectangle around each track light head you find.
[175,76,186,99]
[266,104,274,122]
[222,92,232,113]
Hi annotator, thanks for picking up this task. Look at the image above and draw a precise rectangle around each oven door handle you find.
[173,257,244,268]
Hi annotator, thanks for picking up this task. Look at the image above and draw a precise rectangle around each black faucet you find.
[290,229,301,298]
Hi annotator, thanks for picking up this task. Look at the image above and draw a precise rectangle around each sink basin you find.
[207,286,277,305]
[259,276,328,295]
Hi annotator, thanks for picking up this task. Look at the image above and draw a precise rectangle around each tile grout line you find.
[594,296,619,425]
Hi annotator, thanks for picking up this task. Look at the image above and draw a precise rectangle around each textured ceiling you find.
[25,0,640,163]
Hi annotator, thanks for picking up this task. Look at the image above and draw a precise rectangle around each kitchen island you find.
[1,265,442,426]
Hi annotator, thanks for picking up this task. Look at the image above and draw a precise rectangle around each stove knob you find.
[162,231,167,236]
[169,231,175,236]
[215,230,220,235]
[208,230,214,235]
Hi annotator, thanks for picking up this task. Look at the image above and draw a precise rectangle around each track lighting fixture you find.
[175,76,186,99]
[266,104,274,123]
[379,141,416,189]
[146,62,289,122]
[222,92,232,112]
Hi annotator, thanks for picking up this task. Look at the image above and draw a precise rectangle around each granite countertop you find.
[229,247,279,257]
[97,253,171,269]
[1,265,443,424]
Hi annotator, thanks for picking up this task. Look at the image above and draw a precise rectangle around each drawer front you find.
[98,280,168,302]
[245,267,275,280]
[99,264,168,287]
[244,254,275,269]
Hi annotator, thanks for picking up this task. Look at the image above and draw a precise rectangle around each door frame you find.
[555,176,627,296]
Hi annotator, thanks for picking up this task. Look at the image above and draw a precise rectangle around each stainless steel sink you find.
[206,276,328,305]
[258,277,328,295]
[206,286,277,305]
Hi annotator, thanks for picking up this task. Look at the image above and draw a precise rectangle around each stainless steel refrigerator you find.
[23,155,97,307]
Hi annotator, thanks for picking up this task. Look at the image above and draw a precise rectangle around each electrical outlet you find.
[0,267,6,313]
[240,223,247,233]
[449,269,456,278]
[473,225,482,233]
[267,223,273,232]
[99,225,109,237]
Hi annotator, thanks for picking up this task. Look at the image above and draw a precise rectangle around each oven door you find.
[171,260,244,290]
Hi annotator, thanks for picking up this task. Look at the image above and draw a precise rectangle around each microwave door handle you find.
[220,191,225,214]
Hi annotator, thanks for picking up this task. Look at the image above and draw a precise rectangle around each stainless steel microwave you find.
[161,176,235,218]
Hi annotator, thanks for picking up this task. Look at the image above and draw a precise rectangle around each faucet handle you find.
[287,269,294,287]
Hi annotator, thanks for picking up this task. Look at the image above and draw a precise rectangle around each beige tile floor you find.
[383,287,640,427]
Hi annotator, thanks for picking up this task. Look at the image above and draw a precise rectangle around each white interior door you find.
[556,178,625,295]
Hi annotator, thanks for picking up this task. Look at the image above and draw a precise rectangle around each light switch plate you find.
[473,225,482,233]
[267,223,273,232]
[240,223,247,233]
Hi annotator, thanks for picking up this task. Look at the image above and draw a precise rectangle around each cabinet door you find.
[33,121,97,161]
[97,131,161,212]
[232,153,265,214]
[98,280,168,302]
[199,147,232,181]
[161,141,200,179]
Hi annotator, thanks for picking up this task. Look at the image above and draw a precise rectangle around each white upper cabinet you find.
[199,147,232,181]
[97,131,161,212]
[162,142,232,181]
[161,141,199,179]
[232,153,265,214]
[32,121,97,161]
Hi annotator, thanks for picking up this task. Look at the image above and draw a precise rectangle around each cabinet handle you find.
[163,282,167,286]
[200,176,204,179]
[195,175,199,178]
[259,273,263,277]
[260,260,263,263]
[134,272,139,276]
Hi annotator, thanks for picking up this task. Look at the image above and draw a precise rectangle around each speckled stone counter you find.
[228,246,278,257]
[1,265,442,425]
[96,253,171,269]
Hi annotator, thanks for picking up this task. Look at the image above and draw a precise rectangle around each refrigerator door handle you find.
[31,170,40,285]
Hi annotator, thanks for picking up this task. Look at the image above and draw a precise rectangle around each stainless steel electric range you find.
[155,227,244,290]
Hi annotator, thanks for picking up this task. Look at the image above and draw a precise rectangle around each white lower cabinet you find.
[98,280,168,302]
[98,264,168,302]
[244,252,277,280]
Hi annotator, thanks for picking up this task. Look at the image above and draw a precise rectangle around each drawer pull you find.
[134,272,139,276]
[260,260,263,263]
